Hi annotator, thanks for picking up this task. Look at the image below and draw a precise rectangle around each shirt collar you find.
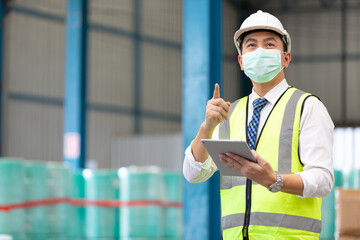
[249,79,290,106]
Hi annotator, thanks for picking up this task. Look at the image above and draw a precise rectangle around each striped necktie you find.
[247,98,268,150]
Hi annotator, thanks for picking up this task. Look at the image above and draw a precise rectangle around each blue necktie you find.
[247,98,268,150]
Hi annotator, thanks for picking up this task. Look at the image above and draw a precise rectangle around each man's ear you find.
[283,52,291,68]
[238,55,244,70]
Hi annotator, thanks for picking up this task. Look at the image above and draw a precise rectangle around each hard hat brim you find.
[234,25,288,44]
[234,25,291,55]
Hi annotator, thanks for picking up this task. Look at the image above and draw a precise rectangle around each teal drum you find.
[334,170,343,188]
[84,169,120,240]
[24,161,47,240]
[118,166,165,239]
[0,158,25,240]
[162,171,182,240]
[347,169,360,189]
[45,162,70,240]
[319,170,343,240]
[68,171,86,240]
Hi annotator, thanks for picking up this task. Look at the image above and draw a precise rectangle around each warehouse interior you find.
[0,0,360,239]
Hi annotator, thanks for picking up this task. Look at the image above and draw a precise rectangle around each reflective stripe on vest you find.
[219,87,322,239]
[222,212,321,233]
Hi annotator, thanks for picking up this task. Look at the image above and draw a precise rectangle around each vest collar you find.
[247,86,292,150]
[250,78,290,106]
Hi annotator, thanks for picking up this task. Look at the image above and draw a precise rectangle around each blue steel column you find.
[183,1,222,239]
[0,1,3,156]
[64,0,87,170]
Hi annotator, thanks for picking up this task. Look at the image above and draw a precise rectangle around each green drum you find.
[319,170,342,240]
[320,189,335,240]
[334,170,343,188]
[24,161,47,240]
[162,171,182,239]
[347,169,360,189]
[341,168,360,190]
[118,166,165,239]
[0,158,25,240]
[84,169,120,239]
[68,171,86,240]
[45,162,70,240]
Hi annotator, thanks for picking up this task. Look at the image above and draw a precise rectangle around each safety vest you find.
[219,87,322,240]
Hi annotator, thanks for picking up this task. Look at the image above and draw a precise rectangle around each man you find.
[183,10,334,239]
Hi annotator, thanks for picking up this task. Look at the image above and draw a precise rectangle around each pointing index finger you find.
[213,83,220,99]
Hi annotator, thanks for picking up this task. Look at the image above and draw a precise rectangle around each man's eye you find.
[267,43,275,47]
[246,43,255,48]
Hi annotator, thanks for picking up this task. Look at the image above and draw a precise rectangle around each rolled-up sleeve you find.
[296,97,335,198]
[183,126,219,183]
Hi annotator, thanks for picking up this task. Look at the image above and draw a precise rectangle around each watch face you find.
[268,175,283,192]
[270,185,282,192]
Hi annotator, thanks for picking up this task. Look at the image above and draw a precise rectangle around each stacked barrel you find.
[45,163,71,240]
[119,166,166,239]
[68,171,86,240]
[0,159,25,240]
[84,169,120,239]
[163,171,183,240]
[0,159,183,240]
[24,161,46,240]
[319,170,343,239]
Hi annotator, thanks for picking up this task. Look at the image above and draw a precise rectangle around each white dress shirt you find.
[183,79,335,198]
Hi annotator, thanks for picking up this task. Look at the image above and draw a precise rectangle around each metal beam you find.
[183,0,222,239]
[7,91,181,122]
[10,4,181,51]
[133,0,142,133]
[63,0,88,170]
[238,15,252,98]
[229,0,360,14]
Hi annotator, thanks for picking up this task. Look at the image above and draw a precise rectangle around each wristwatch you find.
[268,174,283,193]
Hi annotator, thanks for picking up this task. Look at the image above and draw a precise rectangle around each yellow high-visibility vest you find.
[219,87,322,240]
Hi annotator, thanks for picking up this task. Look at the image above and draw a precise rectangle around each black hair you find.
[238,29,288,53]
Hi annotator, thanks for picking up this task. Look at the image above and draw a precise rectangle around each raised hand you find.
[203,83,231,132]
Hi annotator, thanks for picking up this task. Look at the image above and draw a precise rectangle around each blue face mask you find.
[242,48,283,83]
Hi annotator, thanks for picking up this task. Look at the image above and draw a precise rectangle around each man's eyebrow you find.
[263,37,278,42]
[244,38,257,44]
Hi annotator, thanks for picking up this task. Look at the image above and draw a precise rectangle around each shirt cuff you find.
[185,142,214,171]
[296,171,318,198]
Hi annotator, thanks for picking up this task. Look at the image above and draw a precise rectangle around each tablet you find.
[201,139,256,176]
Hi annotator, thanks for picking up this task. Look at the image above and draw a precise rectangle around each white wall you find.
[111,133,182,170]
[87,0,183,167]
[3,0,65,161]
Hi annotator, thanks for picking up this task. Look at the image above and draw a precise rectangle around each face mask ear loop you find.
[280,51,287,70]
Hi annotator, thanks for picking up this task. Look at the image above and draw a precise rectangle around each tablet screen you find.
[201,139,256,176]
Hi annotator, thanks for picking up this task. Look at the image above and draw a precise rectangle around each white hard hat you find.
[234,10,291,55]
